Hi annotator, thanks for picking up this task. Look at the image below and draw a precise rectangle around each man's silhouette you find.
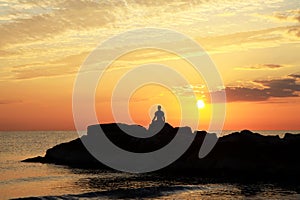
[152,105,165,123]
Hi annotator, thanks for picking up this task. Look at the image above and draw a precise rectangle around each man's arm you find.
[152,112,157,121]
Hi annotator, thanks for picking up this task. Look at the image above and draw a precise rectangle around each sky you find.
[0,0,300,131]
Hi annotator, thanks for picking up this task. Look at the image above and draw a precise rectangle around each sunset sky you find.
[0,0,300,131]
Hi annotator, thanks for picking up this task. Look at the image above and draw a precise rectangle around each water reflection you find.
[68,168,300,199]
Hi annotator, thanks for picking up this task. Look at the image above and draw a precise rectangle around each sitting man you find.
[152,105,165,124]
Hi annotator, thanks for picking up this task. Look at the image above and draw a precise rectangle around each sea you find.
[0,130,300,200]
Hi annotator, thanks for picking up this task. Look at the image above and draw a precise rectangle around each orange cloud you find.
[235,64,288,70]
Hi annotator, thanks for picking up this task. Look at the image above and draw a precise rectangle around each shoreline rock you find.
[22,123,300,179]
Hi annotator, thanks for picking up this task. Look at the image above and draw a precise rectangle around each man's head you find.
[158,105,161,110]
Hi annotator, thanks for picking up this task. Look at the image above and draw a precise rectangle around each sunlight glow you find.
[197,99,205,109]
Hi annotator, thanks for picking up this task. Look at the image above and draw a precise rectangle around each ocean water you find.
[0,130,300,200]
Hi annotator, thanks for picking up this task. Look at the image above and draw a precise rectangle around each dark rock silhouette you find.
[22,123,300,180]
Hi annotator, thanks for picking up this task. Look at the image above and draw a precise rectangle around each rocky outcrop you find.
[22,123,300,179]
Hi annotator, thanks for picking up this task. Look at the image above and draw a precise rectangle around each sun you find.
[197,99,205,109]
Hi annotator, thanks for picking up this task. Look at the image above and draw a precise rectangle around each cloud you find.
[289,74,300,79]
[0,0,116,48]
[252,9,300,23]
[171,73,300,102]
[172,72,300,102]
[196,24,300,54]
[10,51,88,79]
[0,50,17,57]
[0,99,22,104]
[272,9,300,23]
[288,26,300,38]
[224,87,270,101]
[172,84,206,97]
[1,0,299,83]
[126,0,204,8]
[1,0,214,49]
[1,0,290,50]
[223,75,300,102]
[235,64,287,70]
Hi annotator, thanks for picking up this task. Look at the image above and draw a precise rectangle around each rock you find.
[22,123,300,180]
[22,156,45,163]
